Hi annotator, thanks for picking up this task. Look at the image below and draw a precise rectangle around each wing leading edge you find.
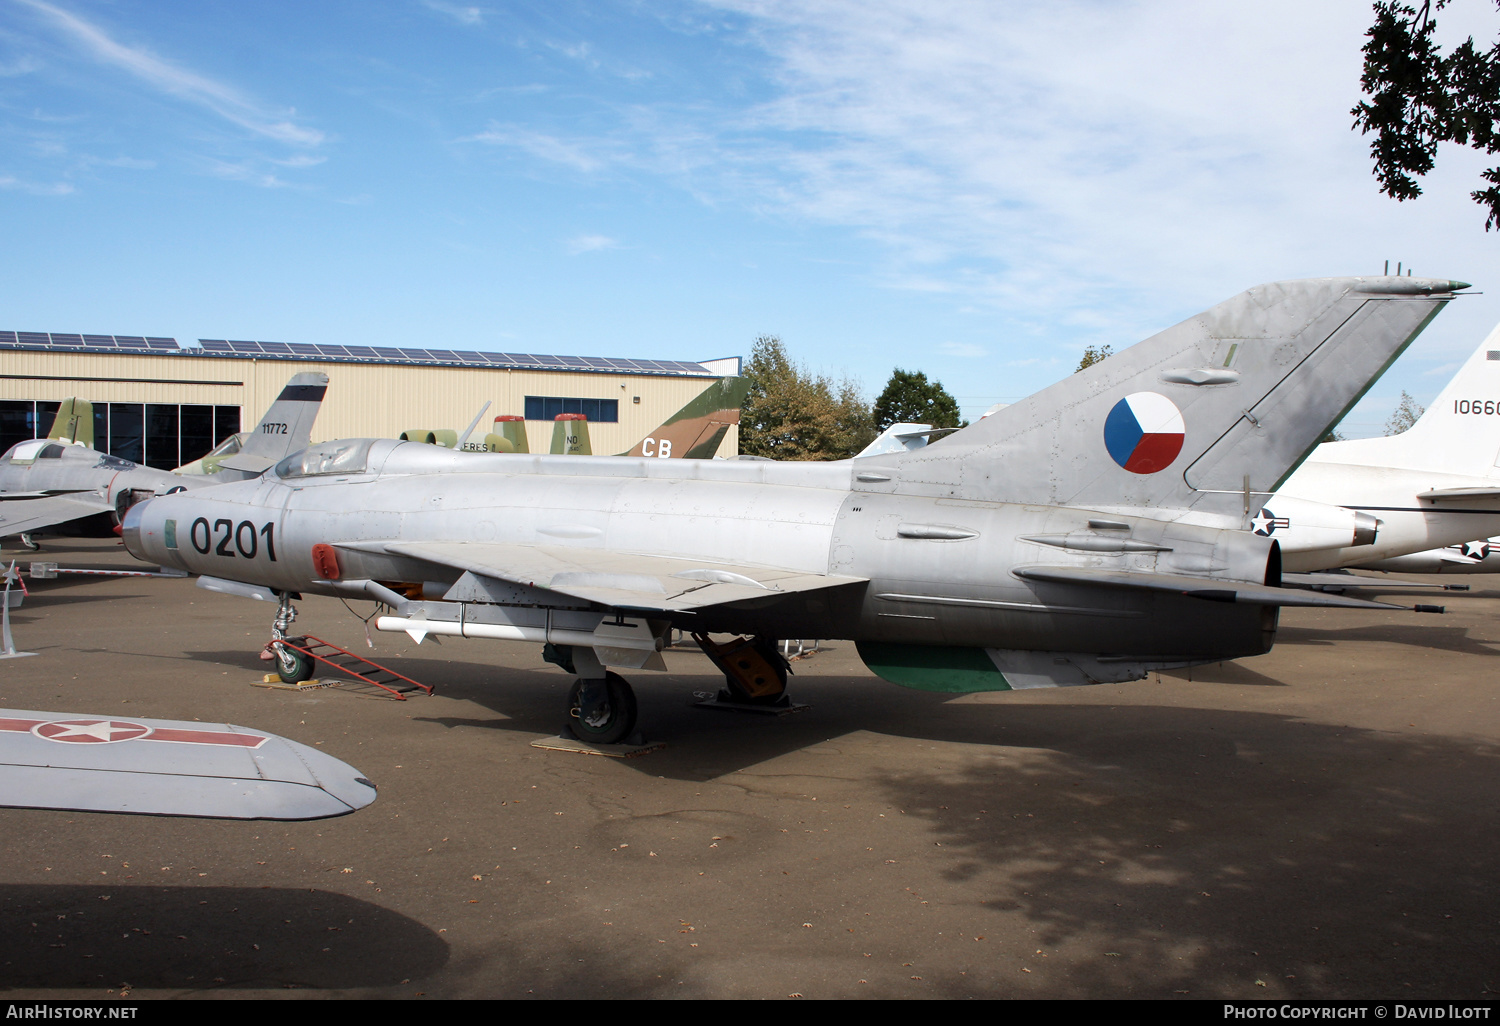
[368,540,867,612]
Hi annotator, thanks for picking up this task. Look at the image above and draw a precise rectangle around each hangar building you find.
[0,330,742,469]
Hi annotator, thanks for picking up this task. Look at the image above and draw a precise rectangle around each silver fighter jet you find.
[121,277,1464,743]
[0,373,328,545]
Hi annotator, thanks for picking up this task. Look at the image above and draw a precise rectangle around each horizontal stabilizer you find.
[214,453,277,474]
[1415,487,1500,503]
[376,540,866,612]
[1281,571,1446,590]
[0,709,375,820]
[1015,565,1405,610]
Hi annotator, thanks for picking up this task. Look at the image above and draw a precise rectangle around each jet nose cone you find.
[119,497,152,560]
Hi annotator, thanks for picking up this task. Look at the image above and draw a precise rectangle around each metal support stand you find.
[0,560,35,659]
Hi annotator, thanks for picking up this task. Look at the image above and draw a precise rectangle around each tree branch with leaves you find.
[1353,0,1500,229]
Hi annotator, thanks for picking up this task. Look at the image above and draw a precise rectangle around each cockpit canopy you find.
[2,440,68,464]
[274,439,375,479]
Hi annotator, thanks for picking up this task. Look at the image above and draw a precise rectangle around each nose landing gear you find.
[266,592,313,684]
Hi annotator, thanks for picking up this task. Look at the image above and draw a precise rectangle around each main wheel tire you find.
[275,639,314,684]
[566,672,638,745]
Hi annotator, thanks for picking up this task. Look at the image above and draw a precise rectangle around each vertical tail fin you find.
[45,398,93,447]
[486,415,530,454]
[214,372,328,477]
[1316,321,1500,477]
[550,414,591,455]
[620,376,750,459]
[875,276,1463,519]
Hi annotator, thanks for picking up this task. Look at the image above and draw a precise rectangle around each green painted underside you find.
[856,641,1013,693]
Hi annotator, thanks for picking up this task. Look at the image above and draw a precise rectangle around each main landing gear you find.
[555,633,794,747]
[567,672,639,745]
[551,644,642,745]
[693,633,792,709]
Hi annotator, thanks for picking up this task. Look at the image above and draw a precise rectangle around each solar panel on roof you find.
[199,340,233,351]
[146,339,179,349]
[17,332,48,344]
[229,341,262,353]
[115,336,146,345]
[258,342,293,354]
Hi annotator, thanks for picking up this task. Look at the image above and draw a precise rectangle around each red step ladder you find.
[279,635,432,700]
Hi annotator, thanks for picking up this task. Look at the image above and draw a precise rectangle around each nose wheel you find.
[566,672,638,745]
[274,639,314,684]
[266,591,313,684]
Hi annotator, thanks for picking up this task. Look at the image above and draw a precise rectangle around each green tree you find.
[739,336,875,460]
[1353,1,1500,229]
[1075,344,1113,373]
[1385,390,1426,434]
[871,368,963,430]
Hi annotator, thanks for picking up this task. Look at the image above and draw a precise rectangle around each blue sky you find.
[1,0,1496,435]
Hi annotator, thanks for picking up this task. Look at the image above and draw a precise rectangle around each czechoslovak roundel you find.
[1103,392,1185,474]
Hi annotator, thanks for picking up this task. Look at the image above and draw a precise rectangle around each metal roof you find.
[0,331,722,377]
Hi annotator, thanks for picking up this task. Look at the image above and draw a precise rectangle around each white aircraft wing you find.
[374,540,867,612]
[0,709,376,820]
[0,494,112,537]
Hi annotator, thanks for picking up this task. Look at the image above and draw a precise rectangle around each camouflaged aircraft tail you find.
[620,376,750,459]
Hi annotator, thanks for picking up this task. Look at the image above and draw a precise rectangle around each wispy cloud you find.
[0,174,72,195]
[421,1,484,27]
[474,0,1493,361]
[462,122,611,172]
[565,234,618,255]
[204,159,291,189]
[939,342,987,358]
[14,0,323,146]
[0,54,42,76]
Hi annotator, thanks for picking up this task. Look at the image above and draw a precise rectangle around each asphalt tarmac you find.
[0,537,1497,1000]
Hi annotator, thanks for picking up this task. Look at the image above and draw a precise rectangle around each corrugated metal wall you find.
[1,352,739,456]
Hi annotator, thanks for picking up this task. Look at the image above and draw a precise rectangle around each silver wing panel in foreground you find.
[0,709,376,820]
[0,494,111,538]
[376,540,867,612]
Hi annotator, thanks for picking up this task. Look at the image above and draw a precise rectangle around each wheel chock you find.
[530,734,665,758]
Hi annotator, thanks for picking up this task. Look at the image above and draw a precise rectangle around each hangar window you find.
[523,396,618,422]
[0,399,240,469]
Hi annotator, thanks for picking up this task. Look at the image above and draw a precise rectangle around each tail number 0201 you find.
[189,517,277,561]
